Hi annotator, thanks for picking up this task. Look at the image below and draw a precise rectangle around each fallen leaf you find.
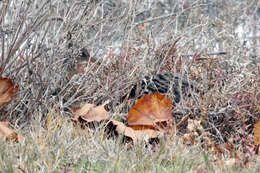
[71,96,170,145]
[127,92,172,130]
[253,119,260,145]
[108,120,162,143]
[0,121,20,142]
[72,104,94,121]
[72,103,110,122]
[0,78,18,107]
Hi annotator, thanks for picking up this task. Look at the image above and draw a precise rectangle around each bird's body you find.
[116,72,201,122]
[122,72,198,104]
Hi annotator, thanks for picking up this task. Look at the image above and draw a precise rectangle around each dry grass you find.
[1,0,260,172]
[1,116,260,172]
[0,117,248,172]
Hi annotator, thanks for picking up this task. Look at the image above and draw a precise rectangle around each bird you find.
[65,48,102,80]
[121,72,198,104]
[52,48,100,97]
[115,72,201,122]
[76,48,97,64]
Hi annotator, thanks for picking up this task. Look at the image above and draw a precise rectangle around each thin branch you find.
[180,51,228,57]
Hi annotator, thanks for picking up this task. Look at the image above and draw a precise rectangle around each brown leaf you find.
[0,78,18,107]
[72,103,110,122]
[127,92,172,130]
[253,119,260,145]
[110,120,162,143]
[0,121,20,142]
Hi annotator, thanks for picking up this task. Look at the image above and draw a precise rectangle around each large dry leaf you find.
[109,120,162,143]
[254,119,260,145]
[0,122,20,142]
[72,103,110,122]
[0,78,18,107]
[127,91,172,130]
[71,99,168,144]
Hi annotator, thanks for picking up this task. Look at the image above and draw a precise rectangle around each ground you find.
[0,0,260,172]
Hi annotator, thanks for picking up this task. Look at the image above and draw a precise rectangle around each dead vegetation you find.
[1,0,260,172]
